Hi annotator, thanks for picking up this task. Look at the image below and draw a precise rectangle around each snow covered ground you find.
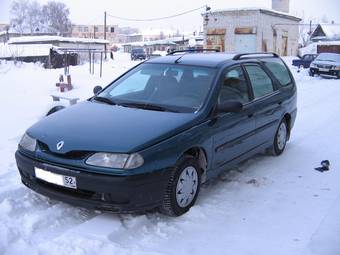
[0,53,339,255]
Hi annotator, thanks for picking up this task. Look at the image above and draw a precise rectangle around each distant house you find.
[0,35,109,68]
[203,0,301,56]
[122,35,204,55]
[310,24,340,42]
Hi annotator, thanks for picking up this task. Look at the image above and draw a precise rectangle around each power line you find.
[106,5,208,22]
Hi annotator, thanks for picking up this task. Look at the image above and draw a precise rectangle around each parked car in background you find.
[16,51,297,216]
[309,53,340,79]
[292,54,317,68]
[148,50,167,59]
[130,48,147,61]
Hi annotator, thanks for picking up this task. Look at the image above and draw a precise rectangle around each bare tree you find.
[10,0,30,34]
[41,1,72,36]
[10,0,72,36]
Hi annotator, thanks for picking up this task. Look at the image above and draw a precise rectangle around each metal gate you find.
[234,34,257,53]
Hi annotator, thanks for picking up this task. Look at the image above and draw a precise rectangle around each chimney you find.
[272,0,290,13]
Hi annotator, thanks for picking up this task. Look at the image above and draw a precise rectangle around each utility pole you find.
[104,11,107,59]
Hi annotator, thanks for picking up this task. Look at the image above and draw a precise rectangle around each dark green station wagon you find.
[16,51,297,216]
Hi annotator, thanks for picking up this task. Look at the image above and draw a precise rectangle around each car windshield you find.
[97,63,217,113]
[315,53,340,62]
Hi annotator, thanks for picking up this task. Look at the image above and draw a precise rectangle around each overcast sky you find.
[0,0,339,33]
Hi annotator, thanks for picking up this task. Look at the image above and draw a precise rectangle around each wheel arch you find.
[181,147,208,183]
[283,113,292,140]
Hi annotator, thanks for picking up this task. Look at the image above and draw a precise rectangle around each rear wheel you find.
[272,119,288,156]
[160,156,201,216]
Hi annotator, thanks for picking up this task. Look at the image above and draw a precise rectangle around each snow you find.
[8,35,109,45]
[0,44,53,58]
[1,53,340,255]
[319,25,340,39]
[209,7,301,21]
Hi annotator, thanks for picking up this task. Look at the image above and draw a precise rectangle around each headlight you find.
[86,153,144,169]
[332,66,340,70]
[19,133,37,152]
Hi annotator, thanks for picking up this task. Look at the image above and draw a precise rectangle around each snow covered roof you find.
[0,44,53,58]
[209,7,301,21]
[320,25,340,39]
[318,40,340,46]
[8,35,109,45]
[123,39,177,47]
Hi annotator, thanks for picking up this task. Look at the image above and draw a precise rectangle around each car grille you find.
[317,64,332,69]
[37,141,91,160]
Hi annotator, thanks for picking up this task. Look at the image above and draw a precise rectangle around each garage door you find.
[235,34,257,53]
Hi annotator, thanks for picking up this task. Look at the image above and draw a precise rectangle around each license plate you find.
[35,167,77,189]
[319,68,329,72]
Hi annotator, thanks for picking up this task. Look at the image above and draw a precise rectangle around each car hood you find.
[312,60,340,66]
[28,101,198,154]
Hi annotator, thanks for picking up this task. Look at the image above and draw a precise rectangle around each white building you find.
[2,36,109,68]
[203,0,301,56]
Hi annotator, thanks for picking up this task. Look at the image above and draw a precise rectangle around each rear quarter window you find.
[262,58,292,87]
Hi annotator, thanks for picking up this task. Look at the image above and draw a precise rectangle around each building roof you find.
[318,24,340,39]
[8,35,109,45]
[123,39,177,47]
[123,35,203,47]
[208,7,301,22]
[0,43,53,58]
[146,53,236,68]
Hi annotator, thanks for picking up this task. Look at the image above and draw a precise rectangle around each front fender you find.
[134,120,214,175]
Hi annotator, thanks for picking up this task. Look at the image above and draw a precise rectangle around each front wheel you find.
[272,119,288,156]
[160,156,201,216]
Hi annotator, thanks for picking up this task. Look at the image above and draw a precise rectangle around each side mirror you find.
[217,101,243,113]
[93,86,103,95]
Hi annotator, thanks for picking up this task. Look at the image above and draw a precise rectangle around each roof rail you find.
[232,52,279,60]
[167,48,220,55]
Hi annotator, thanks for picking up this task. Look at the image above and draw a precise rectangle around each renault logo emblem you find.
[56,141,64,151]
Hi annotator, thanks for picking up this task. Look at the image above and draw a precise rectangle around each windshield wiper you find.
[93,96,116,105]
[119,102,179,112]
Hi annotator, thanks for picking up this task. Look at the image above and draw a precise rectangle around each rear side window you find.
[244,65,274,98]
[262,58,292,87]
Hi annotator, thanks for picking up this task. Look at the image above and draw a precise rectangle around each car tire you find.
[46,105,65,116]
[272,119,288,156]
[160,155,201,216]
[309,70,314,77]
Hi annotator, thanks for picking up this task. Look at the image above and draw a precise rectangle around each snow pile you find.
[0,53,340,255]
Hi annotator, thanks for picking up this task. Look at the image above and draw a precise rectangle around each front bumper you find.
[310,67,340,77]
[15,150,171,213]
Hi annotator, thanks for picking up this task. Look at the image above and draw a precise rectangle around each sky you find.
[0,0,339,33]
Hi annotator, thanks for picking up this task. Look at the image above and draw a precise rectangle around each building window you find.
[84,26,89,32]
[78,26,83,32]
[110,27,115,33]
[94,26,98,32]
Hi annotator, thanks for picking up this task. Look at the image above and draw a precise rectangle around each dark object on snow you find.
[315,160,330,172]
[46,105,65,116]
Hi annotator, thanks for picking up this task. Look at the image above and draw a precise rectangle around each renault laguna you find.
[16,51,297,216]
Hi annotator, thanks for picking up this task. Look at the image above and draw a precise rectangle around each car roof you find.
[145,53,237,68]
